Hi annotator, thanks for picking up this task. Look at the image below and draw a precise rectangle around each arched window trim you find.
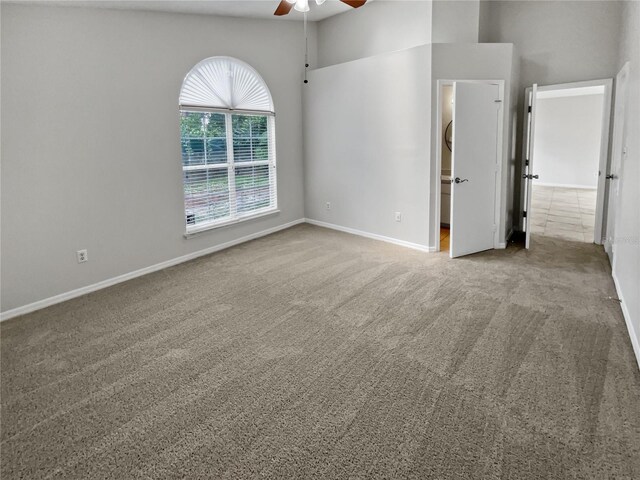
[179,57,278,235]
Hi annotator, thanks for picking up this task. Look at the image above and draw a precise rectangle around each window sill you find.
[183,208,280,238]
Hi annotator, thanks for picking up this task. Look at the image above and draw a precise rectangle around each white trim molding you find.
[613,273,640,371]
[0,219,305,322]
[305,219,431,253]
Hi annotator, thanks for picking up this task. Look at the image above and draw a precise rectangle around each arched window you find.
[179,57,277,233]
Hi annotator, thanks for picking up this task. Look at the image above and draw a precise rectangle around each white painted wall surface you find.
[316,0,431,68]
[613,0,640,368]
[479,1,622,89]
[304,45,432,248]
[431,0,479,43]
[0,4,314,312]
[532,93,604,189]
[430,43,516,247]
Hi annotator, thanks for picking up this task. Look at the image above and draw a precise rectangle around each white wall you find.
[479,1,622,88]
[479,0,624,229]
[532,93,604,189]
[0,4,314,313]
[430,43,516,246]
[304,45,432,248]
[613,0,640,367]
[316,0,484,68]
[316,0,431,68]
[431,0,479,43]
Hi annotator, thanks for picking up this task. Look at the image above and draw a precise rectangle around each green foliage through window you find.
[180,111,275,228]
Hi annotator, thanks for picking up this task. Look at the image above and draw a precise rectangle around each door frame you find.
[521,78,613,244]
[434,79,505,253]
[523,84,538,249]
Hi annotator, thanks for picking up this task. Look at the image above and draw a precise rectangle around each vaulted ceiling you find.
[13,0,368,21]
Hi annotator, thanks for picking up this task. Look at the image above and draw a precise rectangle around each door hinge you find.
[525,159,529,166]
[523,211,527,218]
[528,106,532,113]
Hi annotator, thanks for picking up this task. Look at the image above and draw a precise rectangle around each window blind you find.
[180,111,277,231]
[179,56,274,114]
[179,57,277,233]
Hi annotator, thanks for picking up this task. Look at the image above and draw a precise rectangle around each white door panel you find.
[606,63,629,262]
[450,82,501,258]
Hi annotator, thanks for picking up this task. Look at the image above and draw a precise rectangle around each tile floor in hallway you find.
[530,185,597,243]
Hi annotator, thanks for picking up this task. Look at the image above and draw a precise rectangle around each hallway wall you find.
[532,93,604,189]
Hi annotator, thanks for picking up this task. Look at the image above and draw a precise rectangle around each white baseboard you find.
[612,273,640,371]
[533,182,597,190]
[0,219,305,322]
[304,218,431,253]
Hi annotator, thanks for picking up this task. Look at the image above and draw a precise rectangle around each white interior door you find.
[524,84,538,249]
[450,82,501,258]
[605,63,629,262]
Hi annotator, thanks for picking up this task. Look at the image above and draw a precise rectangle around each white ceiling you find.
[7,0,369,21]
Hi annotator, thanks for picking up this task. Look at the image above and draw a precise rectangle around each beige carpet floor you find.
[2,224,640,479]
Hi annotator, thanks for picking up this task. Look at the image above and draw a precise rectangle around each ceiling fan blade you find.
[274,0,294,16]
[340,0,367,8]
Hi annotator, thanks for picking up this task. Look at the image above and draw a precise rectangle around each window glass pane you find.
[180,112,227,166]
[235,164,271,214]
[183,168,230,224]
[232,115,269,163]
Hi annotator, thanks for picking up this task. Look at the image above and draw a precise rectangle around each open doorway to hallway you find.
[522,80,612,247]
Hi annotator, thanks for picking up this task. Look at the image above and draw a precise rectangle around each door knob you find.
[606,174,615,180]
[454,177,468,184]
[523,174,539,180]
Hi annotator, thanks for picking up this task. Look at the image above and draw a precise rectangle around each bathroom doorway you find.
[435,80,504,257]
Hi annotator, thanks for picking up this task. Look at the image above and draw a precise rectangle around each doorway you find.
[439,85,453,252]
[522,79,613,248]
[435,80,504,257]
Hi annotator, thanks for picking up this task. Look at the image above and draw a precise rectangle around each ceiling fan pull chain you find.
[304,11,309,84]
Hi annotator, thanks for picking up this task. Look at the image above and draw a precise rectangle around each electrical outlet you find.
[77,249,88,263]
[326,202,331,211]
[395,212,402,222]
